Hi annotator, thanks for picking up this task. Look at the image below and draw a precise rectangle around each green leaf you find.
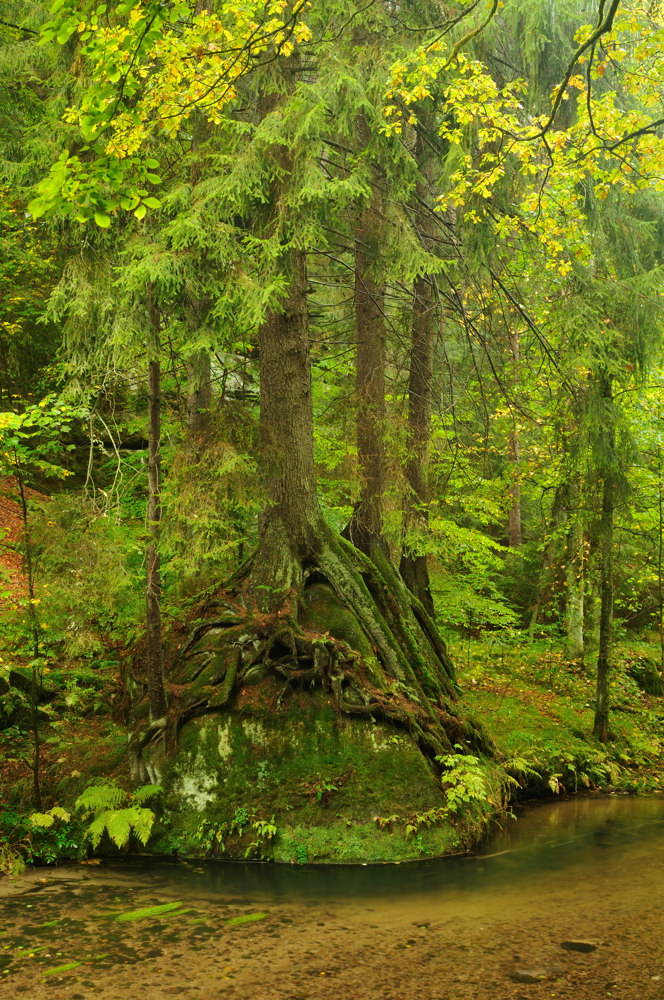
[43,961,83,977]
[56,21,76,44]
[226,912,268,926]
[93,211,111,228]
[134,204,147,220]
[115,901,183,922]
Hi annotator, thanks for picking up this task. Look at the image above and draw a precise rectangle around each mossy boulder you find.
[132,560,492,863]
[145,684,464,863]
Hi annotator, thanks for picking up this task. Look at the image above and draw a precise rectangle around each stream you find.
[1,794,663,1000]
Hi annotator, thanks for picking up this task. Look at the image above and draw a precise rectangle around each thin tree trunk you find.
[15,464,41,809]
[186,348,212,437]
[593,376,614,743]
[507,329,522,548]
[146,298,167,721]
[399,271,436,615]
[566,471,585,661]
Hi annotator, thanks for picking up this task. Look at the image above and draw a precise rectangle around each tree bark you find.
[399,120,439,615]
[146,297,167,721]
[399,271,436,615]
[593,375,614,743]
[345,112,386,556]
[186,347,212,437]
[565,471,585,661]
[250,248,322,610]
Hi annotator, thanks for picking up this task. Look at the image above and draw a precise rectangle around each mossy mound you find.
[131,542,493,863]
[144,684,467,863]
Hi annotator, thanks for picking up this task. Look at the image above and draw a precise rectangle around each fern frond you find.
[130,808,156,846]
[87,811,113,848]
[75,784,126,815]
[50,806,71,822]
[105,808,136,848]
[131,784,163,805]
[30,812,55,828]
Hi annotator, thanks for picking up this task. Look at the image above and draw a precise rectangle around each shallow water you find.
[1,794,663,1000]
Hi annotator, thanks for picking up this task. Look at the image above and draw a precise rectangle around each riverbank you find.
[1,634,663,871]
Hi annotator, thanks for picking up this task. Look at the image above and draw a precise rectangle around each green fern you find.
[75,783,126,814]
[75,782,162,850]
[131,784,163,805]
[30,806,71,828]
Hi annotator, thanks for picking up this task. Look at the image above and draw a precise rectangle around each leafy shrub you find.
[436,749,493,814]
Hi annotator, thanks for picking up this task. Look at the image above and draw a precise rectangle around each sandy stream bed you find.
[0,850,661,1000]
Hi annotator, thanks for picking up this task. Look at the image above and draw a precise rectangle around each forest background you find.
[2,0,664,869]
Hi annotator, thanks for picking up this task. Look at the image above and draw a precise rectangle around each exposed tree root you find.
[157,523,491,764]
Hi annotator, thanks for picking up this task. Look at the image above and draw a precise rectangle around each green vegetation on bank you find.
[2,630,662,874]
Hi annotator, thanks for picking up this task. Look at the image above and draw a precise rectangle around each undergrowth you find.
[455,634,664,796]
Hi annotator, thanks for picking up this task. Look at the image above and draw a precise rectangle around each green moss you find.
[226,912,268,926]
[626,656,664,696]
[149,686,461,863]
[300,583,375,660]
[274,821,460,864]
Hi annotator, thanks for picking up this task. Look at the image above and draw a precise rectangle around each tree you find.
[0,396,86,805]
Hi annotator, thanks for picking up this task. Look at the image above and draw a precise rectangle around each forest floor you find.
[453,634,664,796]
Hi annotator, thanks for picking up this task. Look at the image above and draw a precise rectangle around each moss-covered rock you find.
[146,684,467,863]
[133,544,492,863]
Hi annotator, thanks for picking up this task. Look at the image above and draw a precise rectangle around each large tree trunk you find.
[399,121,439,616]
[593,376,614,743]
[345,158,386,555]
[249,248,323,611]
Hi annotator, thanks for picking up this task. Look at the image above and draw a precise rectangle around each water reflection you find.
[37,794,663,910]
